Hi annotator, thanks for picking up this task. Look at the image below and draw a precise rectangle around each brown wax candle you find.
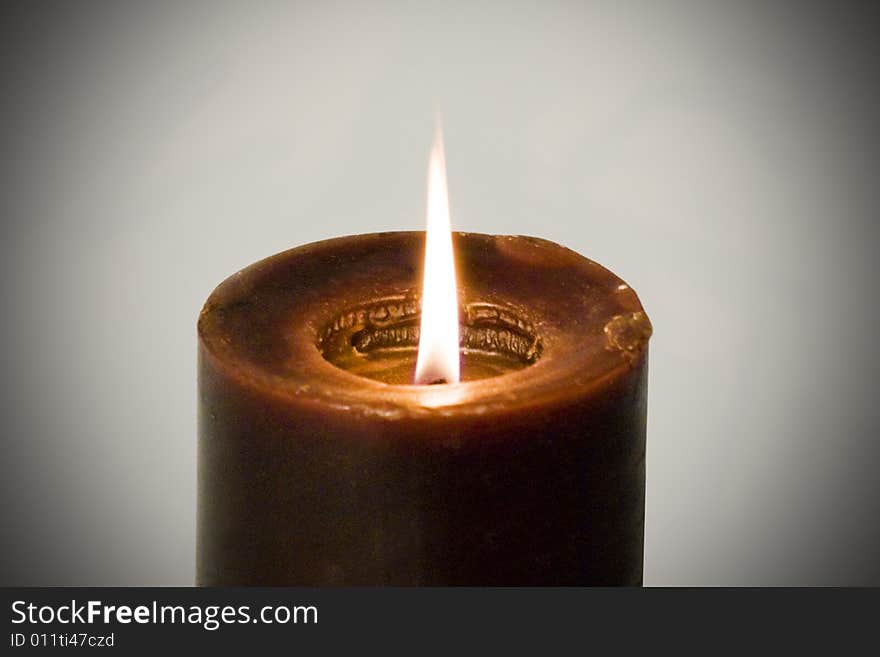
[197,231,652,585]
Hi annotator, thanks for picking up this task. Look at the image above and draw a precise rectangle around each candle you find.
[197,134,652,586]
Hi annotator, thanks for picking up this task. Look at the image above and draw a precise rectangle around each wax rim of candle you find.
[198,231,652,418]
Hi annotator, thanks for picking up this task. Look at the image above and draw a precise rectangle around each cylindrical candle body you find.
[197,232,651,585]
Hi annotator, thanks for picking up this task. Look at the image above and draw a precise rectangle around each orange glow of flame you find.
[414,124,460,385]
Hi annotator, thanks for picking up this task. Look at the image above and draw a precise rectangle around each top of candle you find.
[198,231,652,420]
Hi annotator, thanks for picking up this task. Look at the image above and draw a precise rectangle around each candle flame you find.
[414,124,460,385]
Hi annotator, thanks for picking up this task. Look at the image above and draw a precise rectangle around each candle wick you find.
[428,378,448,385]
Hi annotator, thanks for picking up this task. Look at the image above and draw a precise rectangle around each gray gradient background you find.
[1,0,878,585]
